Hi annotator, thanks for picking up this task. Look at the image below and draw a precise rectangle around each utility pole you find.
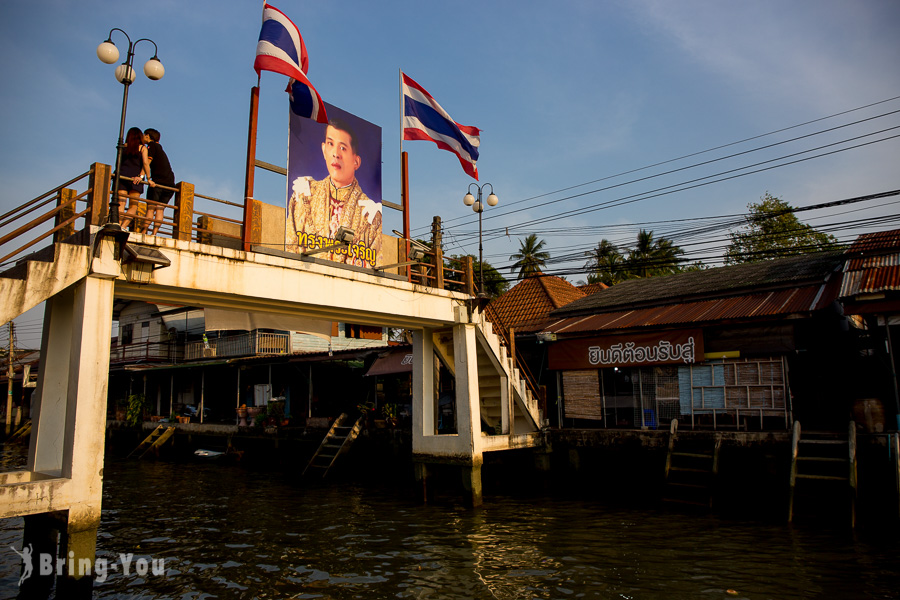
[6,322,14,435]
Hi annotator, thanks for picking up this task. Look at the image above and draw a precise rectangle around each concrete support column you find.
[453,323,481,454]
[453,322,483,506]
[27,286,76,474]
[61,274,115,589]
[412,328,436,451]
[461,462,483,508]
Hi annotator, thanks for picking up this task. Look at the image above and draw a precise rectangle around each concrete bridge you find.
[0,163,543,591]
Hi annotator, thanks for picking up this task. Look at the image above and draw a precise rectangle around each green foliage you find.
[509,234,550,280]
[125,394,148,427]
[585,230,688,284]
[725,193,839,264]
[448,255,510,298]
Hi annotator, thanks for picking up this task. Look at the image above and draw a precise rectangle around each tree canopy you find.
[448,255,509,298]
[584,230,686,284]
[724,193,839,264]
[509,234,550,280]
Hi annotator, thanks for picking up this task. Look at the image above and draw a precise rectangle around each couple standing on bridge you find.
[116,126,175,235]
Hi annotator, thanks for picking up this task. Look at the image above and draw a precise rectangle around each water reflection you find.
[1,446,899,599]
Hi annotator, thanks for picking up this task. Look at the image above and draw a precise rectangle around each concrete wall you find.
[199,200,405,274]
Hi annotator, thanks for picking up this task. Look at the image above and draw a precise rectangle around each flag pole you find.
[400,69,411,281]
[242,78,260,252]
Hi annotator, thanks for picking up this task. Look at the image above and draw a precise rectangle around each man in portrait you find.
[285,117,383,268]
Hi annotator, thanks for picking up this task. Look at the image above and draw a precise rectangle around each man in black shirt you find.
[142,128,175,236]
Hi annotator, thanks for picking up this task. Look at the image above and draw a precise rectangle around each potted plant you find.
[253,409,268,427]
[382,403,398,428]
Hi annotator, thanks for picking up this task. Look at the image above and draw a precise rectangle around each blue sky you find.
[2,0,899,345]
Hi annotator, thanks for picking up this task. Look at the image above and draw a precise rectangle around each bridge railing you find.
[1,164,477,300]
[0,162,245,270]
[0,163,109,269]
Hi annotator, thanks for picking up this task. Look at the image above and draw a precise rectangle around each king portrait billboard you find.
[285,103,383,268]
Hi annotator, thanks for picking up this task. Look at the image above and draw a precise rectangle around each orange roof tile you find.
[488,275,584,333]
[577,282,609,296]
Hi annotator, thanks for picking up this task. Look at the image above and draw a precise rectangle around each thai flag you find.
[254,2,328,124]
[402,72,480,180]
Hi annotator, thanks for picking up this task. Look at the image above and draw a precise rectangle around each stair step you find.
[667,482,708,490]
[800,439,846,445]
[662,497,710,507]
[795,474,848,481]
[670,466,710,474]
[672,452,713,459]
[798,456,847,463]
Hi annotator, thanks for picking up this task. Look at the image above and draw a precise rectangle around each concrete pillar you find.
[461,462,483,508]
[452,322,482,455]
[412,328,436,449]
[453,322,483,507]
[60,274,115,589]
[27,286,76,474]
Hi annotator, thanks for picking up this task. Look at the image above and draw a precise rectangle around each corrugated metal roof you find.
[840,228,900,297]
[552,251,843,318]
[543,285,825,334]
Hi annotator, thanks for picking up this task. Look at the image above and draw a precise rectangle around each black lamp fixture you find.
[463,183,498,298]
[97,29,164,227]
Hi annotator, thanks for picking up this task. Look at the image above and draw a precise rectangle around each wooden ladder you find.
[663,419,722,508]
[127,425,176,459]
[788,421,857,527]
[303,413,364,478]
[8,420,32,442]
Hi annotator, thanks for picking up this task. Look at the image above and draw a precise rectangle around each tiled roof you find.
[577,282,609,296]
[552,250,845,318]
[488,275,585,333]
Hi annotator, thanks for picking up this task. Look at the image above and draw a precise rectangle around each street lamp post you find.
[463,183,499,297]
[97,29,164,226]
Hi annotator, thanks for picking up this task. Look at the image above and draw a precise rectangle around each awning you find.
[205,308,332,341]
[365,348,413,377]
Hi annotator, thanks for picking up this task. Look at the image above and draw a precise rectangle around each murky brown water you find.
[2,443,899,599]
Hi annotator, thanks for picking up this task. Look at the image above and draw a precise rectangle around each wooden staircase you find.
[127,425,176,459]
[303,413,364,478]
[663,419,721,508]
[788,421,857,527]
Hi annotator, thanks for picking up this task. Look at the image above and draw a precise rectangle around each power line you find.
[416,96,900,234]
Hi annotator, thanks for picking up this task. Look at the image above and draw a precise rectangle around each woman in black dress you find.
[117,127,151,232]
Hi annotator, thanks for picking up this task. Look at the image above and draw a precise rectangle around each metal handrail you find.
[0,170,90,224]
[0,206,91,266]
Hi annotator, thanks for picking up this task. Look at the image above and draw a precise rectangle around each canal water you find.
[1,443,899,599]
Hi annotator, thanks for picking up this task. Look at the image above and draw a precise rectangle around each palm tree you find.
[509,234,550,280]
[585,239,629,285]
[625,229,683,278]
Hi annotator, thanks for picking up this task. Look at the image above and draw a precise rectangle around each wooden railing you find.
[0,164,109,268]
[0,164,477,300]
[0,162,247,270]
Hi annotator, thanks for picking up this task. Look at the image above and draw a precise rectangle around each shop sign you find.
[549,329,703,370]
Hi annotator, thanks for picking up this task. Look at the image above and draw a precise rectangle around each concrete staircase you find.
[1,230,93,325]
[429,311,542,435]
[471,310,542,434]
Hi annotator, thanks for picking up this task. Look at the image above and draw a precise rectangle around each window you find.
[121,323,133,345]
